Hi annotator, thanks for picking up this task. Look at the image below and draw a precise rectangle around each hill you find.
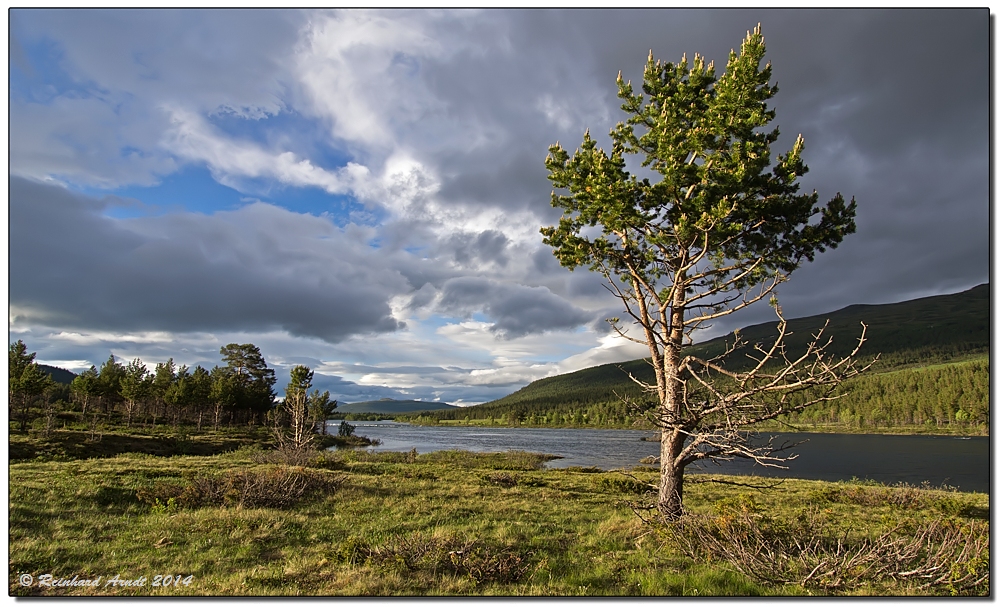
[423,284,989,429]
[38,364,77,385]
[336,398,458,414]
[683,282,989,368]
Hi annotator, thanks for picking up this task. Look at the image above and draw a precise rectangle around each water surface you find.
[330,421,989,493]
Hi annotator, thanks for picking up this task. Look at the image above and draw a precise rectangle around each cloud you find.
[162,107,371,195]
[13,9,302,117]
[294,10,449,149]
[9,9,306,187]
[10,95,179,188]
[10,177,406,342]
[433,277,595,339]
[443,229,510,269]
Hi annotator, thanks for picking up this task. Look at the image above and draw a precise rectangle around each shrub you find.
[334,532,535,587]
[252,445,323,467]
[713,493,764,517]
[811,481,980,516]
[137,467,345,509]
[668,510,989,595]
[454,543,535,586]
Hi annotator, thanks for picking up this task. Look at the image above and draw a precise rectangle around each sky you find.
[8,9,990,405]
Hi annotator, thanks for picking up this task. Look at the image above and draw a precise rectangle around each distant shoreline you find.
[333,417,988,438]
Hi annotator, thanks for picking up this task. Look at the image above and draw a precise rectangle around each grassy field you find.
[8,432,989,597]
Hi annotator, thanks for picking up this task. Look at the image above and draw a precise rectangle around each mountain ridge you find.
[448,283,989,419]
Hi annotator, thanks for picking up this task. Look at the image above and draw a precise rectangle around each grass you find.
[8,435,989,597]
[8,426,377,463]
[8,428,263,461]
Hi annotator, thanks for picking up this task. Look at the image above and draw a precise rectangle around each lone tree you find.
[280,365,317,450]
[542,25,870,520]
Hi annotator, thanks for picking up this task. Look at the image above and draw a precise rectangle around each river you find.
[328,421,990,493]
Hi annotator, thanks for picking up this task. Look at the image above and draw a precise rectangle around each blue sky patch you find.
[95,165,246,215]
[84,164,372,225]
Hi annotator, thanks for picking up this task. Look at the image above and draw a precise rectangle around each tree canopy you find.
[219,343,276,417]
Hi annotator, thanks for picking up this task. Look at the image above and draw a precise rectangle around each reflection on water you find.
[329,421,989,493]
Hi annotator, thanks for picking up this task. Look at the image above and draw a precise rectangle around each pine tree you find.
[219,343,276,423]
[542,25,868,519]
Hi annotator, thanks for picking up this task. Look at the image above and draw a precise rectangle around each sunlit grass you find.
[9,447,988,596]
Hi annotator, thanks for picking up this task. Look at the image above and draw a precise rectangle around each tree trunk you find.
[19,395,30,432]
[658,428,686,520]
[657,285,688,520]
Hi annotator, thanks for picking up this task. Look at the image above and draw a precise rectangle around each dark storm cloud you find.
[10,177,405,342]
[415,9,987,334]
[435,276,595,339]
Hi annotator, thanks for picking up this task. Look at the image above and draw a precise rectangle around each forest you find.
[8,340,337,441]
[406,356,988,434]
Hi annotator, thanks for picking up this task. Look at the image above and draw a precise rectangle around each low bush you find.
[251,445,323,467]
[420,449,556,471]
[812,481,984,518]
[334,532,535,587]
[136,467,345,510]
[669,500,990,595]
[812,483,923,509]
